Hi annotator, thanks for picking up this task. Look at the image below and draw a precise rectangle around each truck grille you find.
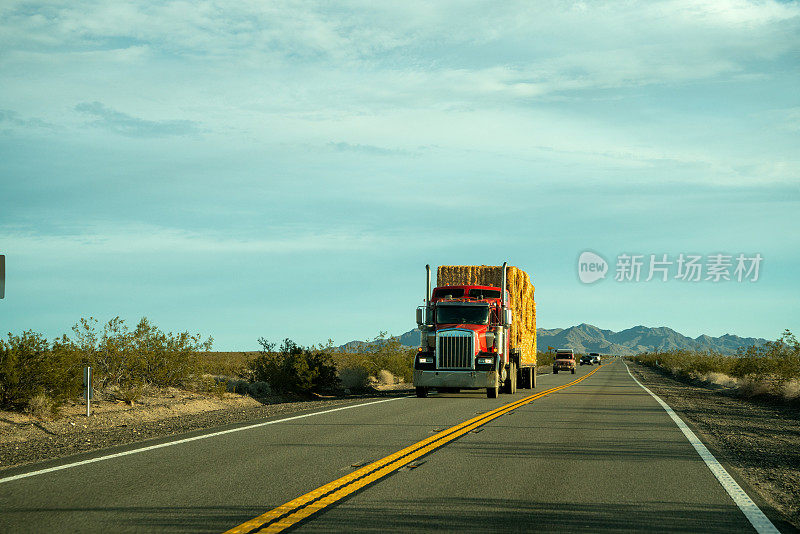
[436,330,474,369]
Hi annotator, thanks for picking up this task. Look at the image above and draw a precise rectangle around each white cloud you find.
[0,223,380,256]
[0,0,797,186]
[75,101,200,137]
[3,1,797,90]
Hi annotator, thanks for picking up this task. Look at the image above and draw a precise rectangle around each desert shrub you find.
[377,369,397,385]
[248,338,339,394]
[0,316,214,411]
[0,330,82,411]
[730,330,800,382]
[25,393,58,419]
[132,318,210,388]
[365,333,414,383]
[633,349,733,378]
[333,351,374,390]
[632,330,800,402]
[338,364,371,390]
[537,351,555,367]
[189,374,229,398]
[197,351,254,377]
[72,316,212,400]
[247,381,272,397]
[332,332,414,385]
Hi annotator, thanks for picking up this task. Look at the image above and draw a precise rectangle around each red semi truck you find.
[413,263,537,398]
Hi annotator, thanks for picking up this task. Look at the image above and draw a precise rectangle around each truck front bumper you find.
[413,370,499,389]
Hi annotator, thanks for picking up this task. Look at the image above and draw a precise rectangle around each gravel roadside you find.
[626,360,800,532]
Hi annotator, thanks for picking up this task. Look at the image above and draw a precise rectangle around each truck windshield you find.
[436,305,490,325]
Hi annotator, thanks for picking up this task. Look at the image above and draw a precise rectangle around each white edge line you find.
[622,359,780,534]
[0,396,405,485]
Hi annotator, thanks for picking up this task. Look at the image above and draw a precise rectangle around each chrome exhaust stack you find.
[501,261,507,310]
[426,264,431,310]
[416,264,432,332]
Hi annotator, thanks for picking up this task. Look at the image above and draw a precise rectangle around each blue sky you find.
[1,1,798,349]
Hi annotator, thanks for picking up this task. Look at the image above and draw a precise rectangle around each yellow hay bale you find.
[436,265,536,366]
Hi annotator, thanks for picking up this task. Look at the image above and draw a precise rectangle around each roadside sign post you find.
[83,367,93,417]
[0,254,5,299]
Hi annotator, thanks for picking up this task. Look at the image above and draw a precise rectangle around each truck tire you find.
[553,369,558,374]
[571,368,575,374]
[415,387,428,398]
[487,385,498,398]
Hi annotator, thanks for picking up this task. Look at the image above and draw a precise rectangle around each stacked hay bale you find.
[436,265,536,366]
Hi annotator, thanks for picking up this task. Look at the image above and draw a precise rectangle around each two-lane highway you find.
[0,359,779,532]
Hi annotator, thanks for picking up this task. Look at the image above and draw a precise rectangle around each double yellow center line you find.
[226,365,603,534]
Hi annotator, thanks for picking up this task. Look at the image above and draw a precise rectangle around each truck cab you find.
[414,284,511,398]
[413,263,536,399]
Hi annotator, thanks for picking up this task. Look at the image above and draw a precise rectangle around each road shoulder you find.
[627,360,800,533]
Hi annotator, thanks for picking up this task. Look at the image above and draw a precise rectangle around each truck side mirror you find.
[503,309,513,326]
[416,308,424,325]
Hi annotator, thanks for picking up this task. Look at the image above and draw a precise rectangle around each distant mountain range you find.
[377,324,769,355]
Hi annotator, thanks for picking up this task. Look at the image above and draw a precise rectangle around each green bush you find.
[537,351,555,367]
[332,332,414,385]
[732,329,800,381]
[0,330,82,411]
[632,349,733,378]
[0,316,214,412]
[78,316,212,396]
[632,330,800,385]
[248,338,339,394]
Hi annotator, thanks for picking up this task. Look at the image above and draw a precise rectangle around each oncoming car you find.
[553,349,576,374]
[589,352,601,365]
[579,354,593,365]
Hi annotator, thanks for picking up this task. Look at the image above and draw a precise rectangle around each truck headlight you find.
[418,356,433,364]
[477,357,494,365]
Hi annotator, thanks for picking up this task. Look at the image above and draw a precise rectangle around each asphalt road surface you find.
[0,358,783,533]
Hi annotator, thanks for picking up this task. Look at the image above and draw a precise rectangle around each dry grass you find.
[196,351,257,377]
[632,333,800,404]
[24,393,58,420]
[377,369,397,385]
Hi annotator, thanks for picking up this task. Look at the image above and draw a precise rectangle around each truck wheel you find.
[487,385,498,398]
[553,369,558,374]
[415,387,428,398]
[571,368,575,374]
